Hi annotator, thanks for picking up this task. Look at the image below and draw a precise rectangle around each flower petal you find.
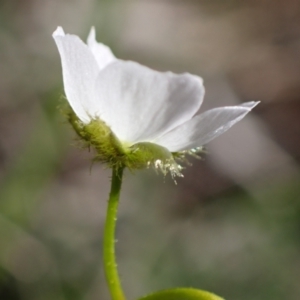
[53,26,100,123]
[154,101,260,152]
[87,27,116,70]
[93,60,204,144]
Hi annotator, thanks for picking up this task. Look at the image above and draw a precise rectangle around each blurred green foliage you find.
[0,92,67,226]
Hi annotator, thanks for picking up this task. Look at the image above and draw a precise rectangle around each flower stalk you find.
[103,166,126,300]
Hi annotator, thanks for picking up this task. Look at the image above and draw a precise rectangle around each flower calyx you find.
[68,109,186,178]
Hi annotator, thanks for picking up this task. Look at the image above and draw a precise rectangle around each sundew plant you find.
[53,26,258,300]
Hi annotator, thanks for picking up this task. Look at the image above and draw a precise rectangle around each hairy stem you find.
[103,167,125,300]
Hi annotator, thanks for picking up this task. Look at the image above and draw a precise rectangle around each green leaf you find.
[137,288,224,300]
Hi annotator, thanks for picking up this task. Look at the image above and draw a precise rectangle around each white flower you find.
[53,26,259,176]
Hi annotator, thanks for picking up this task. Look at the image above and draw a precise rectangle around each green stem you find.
[103,167,126,300]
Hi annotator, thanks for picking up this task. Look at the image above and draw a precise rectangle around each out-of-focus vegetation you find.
[1,1,300,300]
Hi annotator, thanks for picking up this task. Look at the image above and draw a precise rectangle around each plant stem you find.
[103,167,125,300]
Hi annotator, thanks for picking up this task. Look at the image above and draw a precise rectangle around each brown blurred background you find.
[1,0,300,299]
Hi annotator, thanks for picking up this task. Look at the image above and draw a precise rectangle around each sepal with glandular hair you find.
[67,108,184,177]
[137,288,224,300]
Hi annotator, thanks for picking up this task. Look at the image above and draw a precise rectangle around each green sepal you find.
[66,107,183,176]
[137,288,224,300]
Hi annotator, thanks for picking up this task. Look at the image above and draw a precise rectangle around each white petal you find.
[53,26,100,123]
[154,101,260,152]
[93,60,204,144]
[87,27,116,70]
[53,26,65,36]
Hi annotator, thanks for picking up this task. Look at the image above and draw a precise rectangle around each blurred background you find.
[1,0,300,299]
